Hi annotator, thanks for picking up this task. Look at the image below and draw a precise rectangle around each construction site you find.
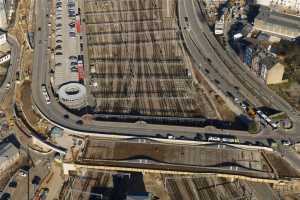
[83,0,222,118]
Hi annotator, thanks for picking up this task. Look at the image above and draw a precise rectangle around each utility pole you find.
[27,145,30,200]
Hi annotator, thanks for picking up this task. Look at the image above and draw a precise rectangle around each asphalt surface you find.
[0,35,20,103]
[180,0,300,133]
[30,0,300,143]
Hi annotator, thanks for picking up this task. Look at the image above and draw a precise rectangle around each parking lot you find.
[1,149,53,200]
[52,0,81,89]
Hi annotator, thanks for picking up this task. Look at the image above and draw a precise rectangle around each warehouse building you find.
[254,6,300,39]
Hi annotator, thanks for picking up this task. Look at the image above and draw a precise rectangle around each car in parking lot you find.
[19,170,27,177]
[71,67,78,72]
[56,39,62,43]
[0,193,11,200]
[69,32,76,38]
[55,45,62,50]
[56,23,62,27]
[281,140,291,146]
[32,176,41,186]
[6,82,11,89]
[8,181,17,188]
[70,61,77,66]
[55,52,63,55]
[69,55,77,60]
[70,27,76,32]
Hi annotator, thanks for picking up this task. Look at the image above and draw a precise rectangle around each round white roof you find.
[57,82,86,100]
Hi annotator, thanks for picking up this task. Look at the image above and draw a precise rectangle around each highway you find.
[29,0,300,143]
[179,0,300,132]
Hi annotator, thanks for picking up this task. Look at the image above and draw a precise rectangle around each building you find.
[126,192,151,200]
[256,0,300,14]
[258,56,285,84]
[0,142,20,172]
[0,0,7,30]
[252,50,266,74]
[204,0,227,7]
[253,6,300,39]
[243,44,257,66]
[0,30,6,45]
[0,52,10,64]
[215,15,225,35]
[57,82,87,109]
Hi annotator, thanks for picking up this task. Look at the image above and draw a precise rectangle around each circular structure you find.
[57,83,87,109]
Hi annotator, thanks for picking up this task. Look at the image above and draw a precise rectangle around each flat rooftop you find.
[256,6,300,30]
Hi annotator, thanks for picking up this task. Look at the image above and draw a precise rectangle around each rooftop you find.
[260,55,278,69]
[256,6,300,30]
[126,192,151,200]
[0,142,19,162]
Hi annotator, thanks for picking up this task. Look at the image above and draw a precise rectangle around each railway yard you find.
[71,138,300,179]
[165,176,282,200]
[58,170,283,200]
[83,0,222,118]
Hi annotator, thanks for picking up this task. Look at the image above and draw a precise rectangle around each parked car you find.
[69,32,76,38]
[69,56,77,60]
[8,181,17,188]
[281,140,291,146]
[0,193,11,200]
[32,176,41,186]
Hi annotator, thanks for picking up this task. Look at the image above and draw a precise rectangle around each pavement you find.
[1,147,53,200]
[0,34,20,103]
